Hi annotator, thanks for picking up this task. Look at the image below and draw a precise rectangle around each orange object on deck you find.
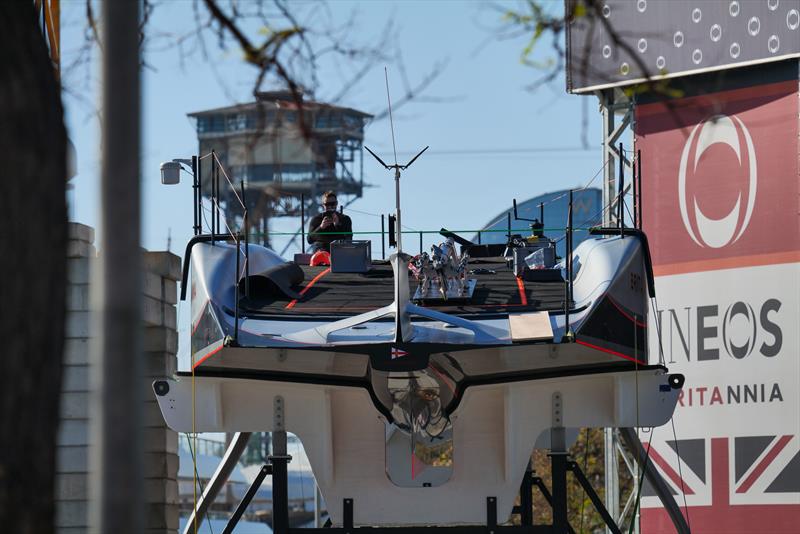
[310,250,331,266]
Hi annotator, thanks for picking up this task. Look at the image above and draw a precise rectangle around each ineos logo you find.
[657,298,782,364]
[678,114,757,248]
[721,301,757,359]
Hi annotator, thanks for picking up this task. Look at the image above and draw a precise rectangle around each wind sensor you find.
[364,68,429,253]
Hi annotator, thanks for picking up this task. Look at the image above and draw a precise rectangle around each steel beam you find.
[597,89,634,534]
[223,464,272,534]
[619,428,691,534]
[182,432,252,534]
[603,429,619,534]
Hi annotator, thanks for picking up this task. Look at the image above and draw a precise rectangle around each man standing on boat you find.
[307,190,353,251]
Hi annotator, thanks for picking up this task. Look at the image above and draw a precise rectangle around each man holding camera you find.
[307,190,353,251]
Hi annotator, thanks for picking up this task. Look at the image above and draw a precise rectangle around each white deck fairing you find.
[155,368,679,526]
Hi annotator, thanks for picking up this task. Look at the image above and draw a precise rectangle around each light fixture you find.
[160,158,193,185]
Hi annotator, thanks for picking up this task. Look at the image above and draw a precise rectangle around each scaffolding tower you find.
[189,90,372,248]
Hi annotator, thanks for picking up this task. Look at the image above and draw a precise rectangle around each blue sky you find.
[60,0,605,366]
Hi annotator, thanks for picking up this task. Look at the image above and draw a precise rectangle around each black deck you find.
[239,258,566,318]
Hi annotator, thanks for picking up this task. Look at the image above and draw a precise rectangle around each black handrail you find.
[180,234,243,301]
[619,142,625,238]
[241,181,250,298]
[638,148,643,229]
[589,227,656,299]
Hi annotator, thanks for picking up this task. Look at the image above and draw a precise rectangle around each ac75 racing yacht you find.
[154,147,685,531]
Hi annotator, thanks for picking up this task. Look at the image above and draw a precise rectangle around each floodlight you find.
[160,161,182,185]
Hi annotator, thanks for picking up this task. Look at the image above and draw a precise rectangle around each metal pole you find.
[271,435,290,534]
[551,429,569,534]
[91,2,142,533]
[563,192,572,341]
[270,396,291,534]
[234,235,240,342]
[314,479,320,527]
[222,464,272,534]
[182,432,252,534]
[618,142,625,236]
[381,214,386,259]
[210,149,216,244]
[394,168,403,252]
[604,429,620,534]
[619,428,691,534]
[568,190,573,306]
[568,461,623,534]
[540,202,544,226]
[632,161,638,229]
[192,155,198,236]
[507,212,511,241]
[198,152,203,233]
[301,193,306,254]
[638,149,643,229]
[241,181,250,297]
[419,231,423,254]
[520,461,533,526]
[216,158,221,235]
[601,90,616,227]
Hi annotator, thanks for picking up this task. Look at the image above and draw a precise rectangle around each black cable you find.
[393,146,593,156]
[578,427,591,533]
[186,435,216,534]
[627,427,655,534]
[671,418,692,533]
[623,200,668,367]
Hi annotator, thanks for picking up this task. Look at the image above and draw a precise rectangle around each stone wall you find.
[55,222,181,533]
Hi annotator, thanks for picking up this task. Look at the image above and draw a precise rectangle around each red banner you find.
[637,79,800,532]
[636,80,799,276]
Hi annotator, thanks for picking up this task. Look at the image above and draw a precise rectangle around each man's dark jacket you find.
[307,211,353,251]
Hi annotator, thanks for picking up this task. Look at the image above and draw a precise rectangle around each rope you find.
[186,434,215,534]
[671,418,692,532]
[212,199,237,239]
[211,152,246,211]
[650,294,667,367]
[385,67,399,167]
[192,344,198,533]
[620,199,668,368]
[633,309,641,533]
[627,427,655,534]
[533,157,612,211]
[200,200,213,235]
[345,206,383,218]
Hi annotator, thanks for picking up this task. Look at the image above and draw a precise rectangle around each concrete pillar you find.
[55,223,95,534]
[141,251,181,534]
[55,224,181,534]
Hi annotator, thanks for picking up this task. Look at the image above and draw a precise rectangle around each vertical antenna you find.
[386,67,402,250]
[385,67,399,167]
[364,69,428,254]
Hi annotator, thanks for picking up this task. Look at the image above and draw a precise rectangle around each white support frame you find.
[596,89,634,228]
[596,88,637,534]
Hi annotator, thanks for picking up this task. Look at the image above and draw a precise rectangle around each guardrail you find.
[183,144,642,345]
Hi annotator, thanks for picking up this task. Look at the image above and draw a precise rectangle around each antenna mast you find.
[364,68,428,254]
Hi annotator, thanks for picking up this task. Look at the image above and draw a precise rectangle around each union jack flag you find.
[641,434,800,533]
